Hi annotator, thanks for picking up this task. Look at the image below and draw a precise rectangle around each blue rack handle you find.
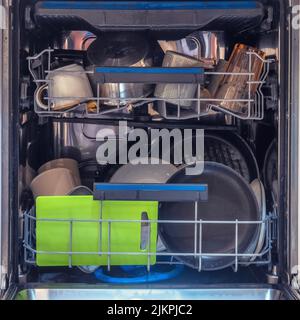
[92,67,205,84]
[93,183,208,202]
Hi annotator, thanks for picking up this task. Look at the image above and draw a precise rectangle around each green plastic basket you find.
[36,196,158,267]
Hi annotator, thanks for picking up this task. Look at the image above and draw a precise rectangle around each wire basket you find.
[23,202,275,273]
[28,49,274,121]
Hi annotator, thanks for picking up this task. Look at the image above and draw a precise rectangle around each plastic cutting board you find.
[36,196,158,266]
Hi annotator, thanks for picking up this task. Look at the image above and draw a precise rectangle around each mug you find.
[35,64,93,111]
[38,158,81,186]
[30,168,78,198]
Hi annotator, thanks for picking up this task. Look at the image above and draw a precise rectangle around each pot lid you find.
[87,32,149,66]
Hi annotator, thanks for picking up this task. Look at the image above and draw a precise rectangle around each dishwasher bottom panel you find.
[14,285,283,300]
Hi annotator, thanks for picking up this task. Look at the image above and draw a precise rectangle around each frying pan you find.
[159,162,260,271]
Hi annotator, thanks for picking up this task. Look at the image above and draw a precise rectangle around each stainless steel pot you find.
[154,51,208,108]
[87,32,153,107]
[158,31,226,66]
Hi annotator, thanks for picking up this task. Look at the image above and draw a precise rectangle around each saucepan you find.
[86,32,154,107]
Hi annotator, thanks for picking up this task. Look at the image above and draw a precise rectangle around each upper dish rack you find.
[28,48,273,121]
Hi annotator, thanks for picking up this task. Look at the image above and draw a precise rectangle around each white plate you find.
[109,158,178,184]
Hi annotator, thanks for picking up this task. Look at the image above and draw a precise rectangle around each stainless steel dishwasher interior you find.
[14,287,283,300]
[13,0,285,298]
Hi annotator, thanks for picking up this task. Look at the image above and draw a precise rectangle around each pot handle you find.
[92,67,205,84]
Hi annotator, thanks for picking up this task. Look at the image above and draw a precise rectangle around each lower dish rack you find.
[23,183,276,272]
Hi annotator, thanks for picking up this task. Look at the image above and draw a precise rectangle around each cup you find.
[30,168,78,198]
[34,64,93,111]
[38,158,81,186]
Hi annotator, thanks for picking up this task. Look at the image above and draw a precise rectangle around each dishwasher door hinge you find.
[291,265,300,291]
[291,275,300,291]
[260,6,274,31]
[24,5,35,30]
[20,77,31,111]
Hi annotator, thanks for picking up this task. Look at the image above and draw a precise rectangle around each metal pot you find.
[158,31,226,66]
[154,51,208,108]
[87,32,153,107]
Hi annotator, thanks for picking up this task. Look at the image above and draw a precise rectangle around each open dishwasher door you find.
[289,0,300,299]
[1,0,300,301]
[0,0,11,298]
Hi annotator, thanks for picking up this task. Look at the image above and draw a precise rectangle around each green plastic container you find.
[36,196,158,267]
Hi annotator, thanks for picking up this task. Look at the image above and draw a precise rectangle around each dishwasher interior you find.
[12,0,287,297]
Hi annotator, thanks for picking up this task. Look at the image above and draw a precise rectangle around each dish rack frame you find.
[23,183,276,272]
[28,49,274,121]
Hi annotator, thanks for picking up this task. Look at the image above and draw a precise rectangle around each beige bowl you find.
[30,168,77,198]
[38,158,81,185]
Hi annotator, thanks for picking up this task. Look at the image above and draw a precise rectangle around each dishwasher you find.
[0,0,300,301]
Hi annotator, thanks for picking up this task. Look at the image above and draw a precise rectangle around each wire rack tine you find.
[248,51,252,117]
[98,201,103,256]
[198,219,203,272]
[197,84,201,119]
[69,220,73,268]
[194,201,198,259]
[147,222,151,273]
[96,83,100,114]
[107,221,111,272]
[234,219,238,272]
[24,209,29,264]
[177,84,181,119]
